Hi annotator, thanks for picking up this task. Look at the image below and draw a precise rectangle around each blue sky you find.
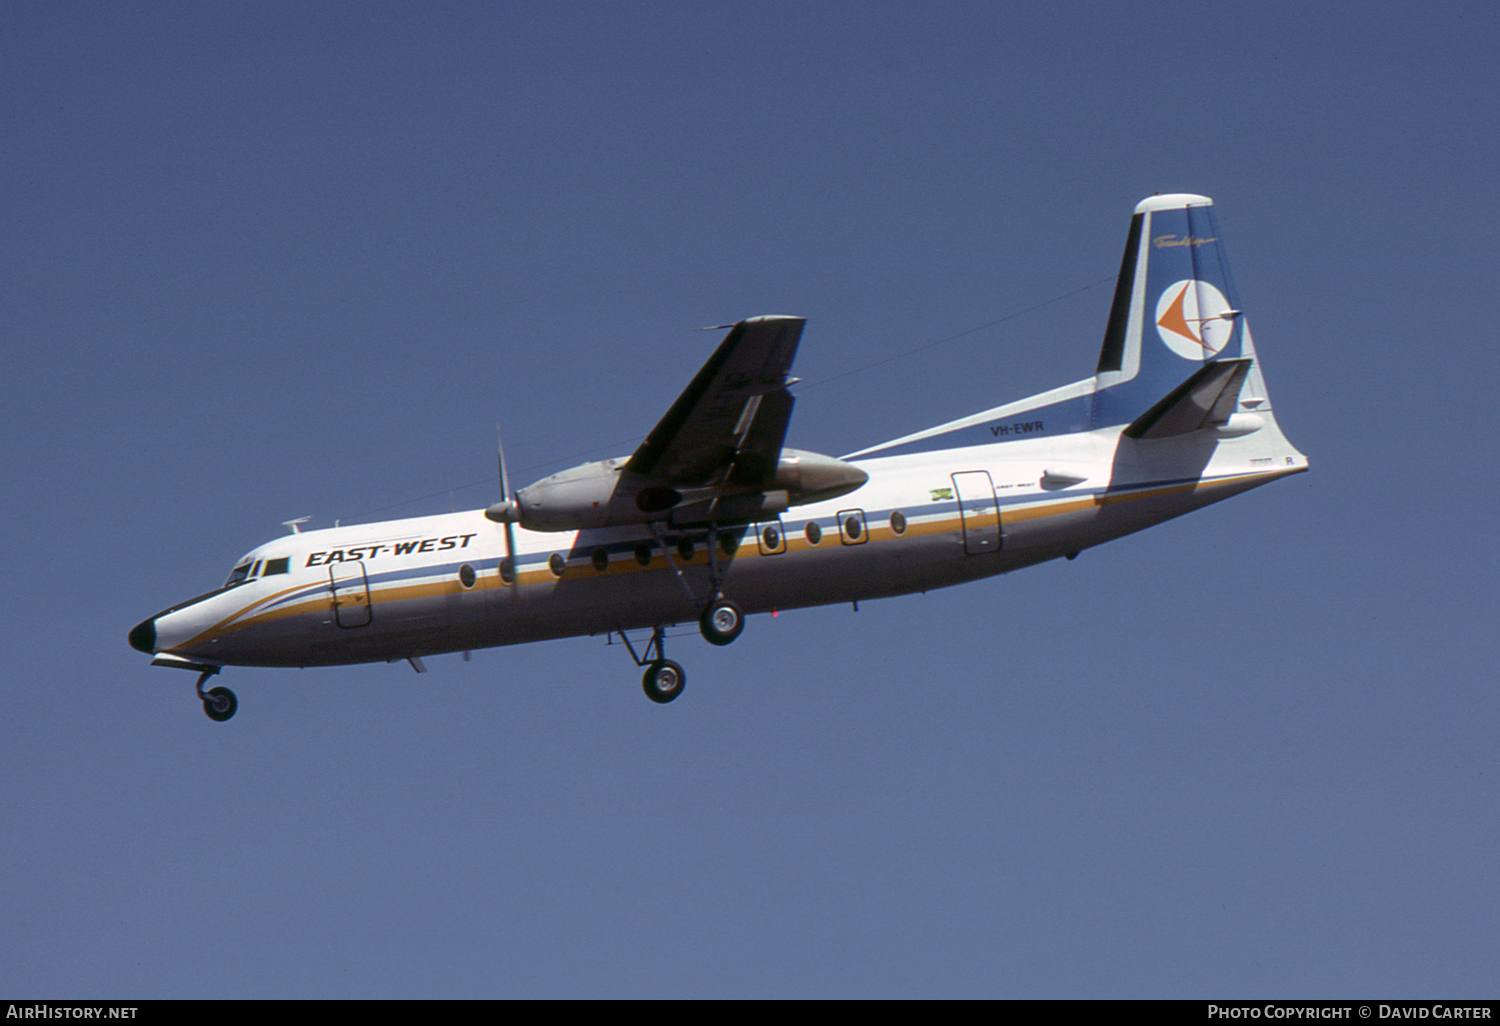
[4,0,1497,998]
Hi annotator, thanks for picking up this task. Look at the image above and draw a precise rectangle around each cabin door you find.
[952,471,1001,555]
[329,561,373,628]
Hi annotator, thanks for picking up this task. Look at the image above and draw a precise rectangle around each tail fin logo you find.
[1155,279,1234,361]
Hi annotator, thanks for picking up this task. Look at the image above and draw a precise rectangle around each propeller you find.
[485,426,519,585]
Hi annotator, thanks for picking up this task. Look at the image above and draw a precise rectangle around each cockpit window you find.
[225,563,253,588]
[263,557,290,576]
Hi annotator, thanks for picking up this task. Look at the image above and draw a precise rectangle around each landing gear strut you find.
[194,667,237,722]
[647,523,748,644]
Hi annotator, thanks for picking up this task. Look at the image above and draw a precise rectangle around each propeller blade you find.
[490,425,519,586]
[496,425,512,503]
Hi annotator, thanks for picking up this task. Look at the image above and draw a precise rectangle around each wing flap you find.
[727,387,795,485]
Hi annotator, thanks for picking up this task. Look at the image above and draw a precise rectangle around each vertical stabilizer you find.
[1091,194,1263,429]
[842,193,1296,462]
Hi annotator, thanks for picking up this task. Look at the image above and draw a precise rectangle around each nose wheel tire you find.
[642,659,686,704]
[203,686,238,722]
[699,599,744,647]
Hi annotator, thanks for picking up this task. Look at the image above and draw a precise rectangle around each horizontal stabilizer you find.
[1123,359,1251,440]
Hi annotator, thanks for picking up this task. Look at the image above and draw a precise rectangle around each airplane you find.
[129,194,1308,720]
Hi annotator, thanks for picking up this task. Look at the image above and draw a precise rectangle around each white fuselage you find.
[144,420,1306,670]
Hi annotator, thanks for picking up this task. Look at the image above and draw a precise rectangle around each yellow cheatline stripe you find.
[175,511,960,648]
[1002,496,1096,524]
[173,579,325,650]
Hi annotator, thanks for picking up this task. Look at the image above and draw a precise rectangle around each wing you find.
[506,314,867,532]
[625,316,805,488]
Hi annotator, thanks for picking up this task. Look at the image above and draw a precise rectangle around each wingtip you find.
[698,315,806,331]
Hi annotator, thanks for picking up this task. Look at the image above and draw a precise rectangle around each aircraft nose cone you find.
[128,617,156,654]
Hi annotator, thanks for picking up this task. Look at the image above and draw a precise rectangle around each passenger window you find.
[838,509,868,545]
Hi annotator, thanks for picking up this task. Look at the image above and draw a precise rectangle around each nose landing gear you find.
[194,667,238,722]
[203,686,238,722]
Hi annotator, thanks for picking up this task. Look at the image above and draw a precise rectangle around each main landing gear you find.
[617,526,749,703]
[616,626,688,704]
[612,598,746,705]
[615,597,744,702]
[699,597,744,646]
[642,657,686,704]
[194,667,237,722]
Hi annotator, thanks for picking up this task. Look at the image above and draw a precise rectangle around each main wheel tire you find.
[642,659,686,704]
[203,686,238,722]
[699,599,744,647]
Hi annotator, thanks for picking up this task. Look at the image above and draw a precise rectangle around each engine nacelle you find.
[487,448,868,532]
[769,449,870,505]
